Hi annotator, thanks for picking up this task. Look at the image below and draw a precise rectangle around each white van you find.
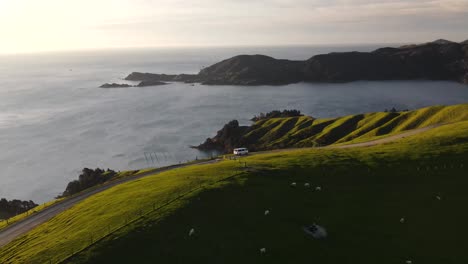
[233,148,249,156]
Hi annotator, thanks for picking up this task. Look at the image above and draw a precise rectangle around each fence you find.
[42,159,248,264]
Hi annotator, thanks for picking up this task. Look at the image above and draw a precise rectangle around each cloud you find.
[0,0,467,53]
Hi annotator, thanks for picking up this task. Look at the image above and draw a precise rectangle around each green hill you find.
[238,104,468,150]
[1,104,468,263]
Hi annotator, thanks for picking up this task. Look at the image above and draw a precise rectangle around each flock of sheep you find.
[185,163,454,263]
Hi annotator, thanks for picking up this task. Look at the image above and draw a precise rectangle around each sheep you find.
[405,260,412,264]
[189,228,195,236]
[315,186,322,191]
[291,182,297,187]
[260,248,266,254]
[264,210,270,216]
[400,217,405,223]
[436,195,441,200]
[304,183,310,188]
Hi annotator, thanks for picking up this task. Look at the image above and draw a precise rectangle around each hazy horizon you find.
[1,0,467,54]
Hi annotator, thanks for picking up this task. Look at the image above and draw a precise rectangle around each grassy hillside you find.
[1,118,468,263]
[241,104,468,150]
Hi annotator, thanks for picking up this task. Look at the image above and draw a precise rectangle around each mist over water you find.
[1,45,468,203]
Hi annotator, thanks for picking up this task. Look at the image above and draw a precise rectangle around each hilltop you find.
[1,103,468,263]
[102,39,468,87]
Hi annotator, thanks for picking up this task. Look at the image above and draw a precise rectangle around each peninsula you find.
[101,39,468,87]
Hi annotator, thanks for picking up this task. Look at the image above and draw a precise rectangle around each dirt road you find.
[0,160,218,248]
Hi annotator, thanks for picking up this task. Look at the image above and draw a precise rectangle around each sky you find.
[0,0,467,54]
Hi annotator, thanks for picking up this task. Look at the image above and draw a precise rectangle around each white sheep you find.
[189,228,195,236]
[260,248,266,254]
[405,260,412,264]
[400,217,405,223]
[264,210,270,216]
[315,186,322,191]
[436,195,441,200]
[304,183,310,188]
[291,182,297,187]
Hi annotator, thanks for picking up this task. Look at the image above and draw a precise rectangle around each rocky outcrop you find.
[194,120,250,152]
[99,81,169,88]
[99,83,132,88]
[108,39,468,86]
[124,72,199,83]
[136,80,168,87]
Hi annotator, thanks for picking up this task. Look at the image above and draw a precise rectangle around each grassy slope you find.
[242,104,468,149]
[0,169,155,232]
[1,119,468,263]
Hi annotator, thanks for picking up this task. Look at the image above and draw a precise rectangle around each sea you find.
[1,45,468,203]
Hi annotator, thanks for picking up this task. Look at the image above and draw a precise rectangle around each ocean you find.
[1,45,468,203]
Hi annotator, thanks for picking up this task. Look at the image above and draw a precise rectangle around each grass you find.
[241,103,468,149]
[1,118,468,263]
[0,169,164,232]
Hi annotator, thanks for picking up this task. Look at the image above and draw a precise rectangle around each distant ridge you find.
[102,39,468,87]
[430,39,456,45]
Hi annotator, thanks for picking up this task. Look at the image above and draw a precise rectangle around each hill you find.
[196,104,468,152]
[1,105,468,263]
[102,39,468,86]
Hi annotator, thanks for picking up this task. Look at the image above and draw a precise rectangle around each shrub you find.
[60,168,117,197]
[251,109,303,121]
[0,198,38,220]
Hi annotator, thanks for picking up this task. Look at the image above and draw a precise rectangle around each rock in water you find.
[99,83,132,88]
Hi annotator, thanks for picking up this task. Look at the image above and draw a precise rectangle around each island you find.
[102,39,468,87]
[99,83,133,88]
[99,81,168,88]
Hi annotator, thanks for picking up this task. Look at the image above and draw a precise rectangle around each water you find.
[1,45,468,203]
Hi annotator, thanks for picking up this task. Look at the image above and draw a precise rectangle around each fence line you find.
[54,164,246,264]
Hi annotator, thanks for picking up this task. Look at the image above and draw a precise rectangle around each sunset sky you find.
[0,0,467,54]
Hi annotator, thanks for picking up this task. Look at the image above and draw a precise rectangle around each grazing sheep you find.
[304,183,310,188]
[405,260,412,264]
[189,228,195,236]
[315,186,322,191]
[291,182,297,187]
[436,196,441,200]
[264,210,270,216]
[260,248,266,254]
[400,218,405,223]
